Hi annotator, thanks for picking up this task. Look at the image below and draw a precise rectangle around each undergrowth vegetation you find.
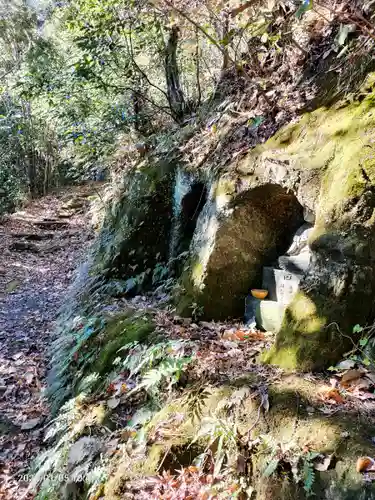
[2,0,374,213]
[9,0,375,499]
[31,265,375,499]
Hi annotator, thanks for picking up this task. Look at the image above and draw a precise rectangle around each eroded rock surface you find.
[177,78,375,369]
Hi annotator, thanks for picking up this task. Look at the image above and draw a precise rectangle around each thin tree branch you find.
[90,70,175,118]
[228,0,259,18]
[315,2,375,41]
[127,29,169,100]
[163,0,272,107]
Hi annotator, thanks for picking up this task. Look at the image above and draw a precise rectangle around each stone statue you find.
[278,223,313,275]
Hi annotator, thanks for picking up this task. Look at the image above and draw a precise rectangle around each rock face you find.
[90,78,375,371]
[177,182,304,319]
[168,168,208,274]
[94,158,176,285]
[278,223,314,275]
[177,80,375,370]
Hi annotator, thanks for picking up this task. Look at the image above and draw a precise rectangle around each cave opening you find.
[179,182,208,254]
[200,183,306,320]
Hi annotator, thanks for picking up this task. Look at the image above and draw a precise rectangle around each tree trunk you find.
[221,11,230,71]
[165,26,185,123]
[131,89,150,136]
[26,149,37,197]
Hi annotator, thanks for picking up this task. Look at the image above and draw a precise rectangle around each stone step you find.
[255,300,286,333]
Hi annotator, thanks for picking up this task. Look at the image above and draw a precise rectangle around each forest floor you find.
[2,186,375,499]
[0,184,102,499]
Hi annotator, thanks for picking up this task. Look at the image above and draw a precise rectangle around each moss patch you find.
[94,313,155,376]
[105,374,375,499]
[242,83,375,232]
[93,157,177,284]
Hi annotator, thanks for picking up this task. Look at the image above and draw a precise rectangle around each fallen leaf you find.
[329,378,338,388]
[222,330,238,341]
[187,466,199,474]
[106,438,119,455]
[336,359,356,370]
[21,417,41,430]
[314,454,335,471]
[341,369,365,384]
[319,388,345,404]
[16,443,26,453]
[120,429,137,440]
[351,390,375,400]
[234,330,248,341]
[120,383,128,393]
[346,378,372,391]
[246,330,266,341]
[262,393,270,413]
[199,321,215,329]
[357,456,375,473]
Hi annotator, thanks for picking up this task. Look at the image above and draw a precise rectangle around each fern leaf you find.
[263,458,280,478]
[303,459,315,496]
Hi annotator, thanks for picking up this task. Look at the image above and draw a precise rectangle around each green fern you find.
[302,452,318,496]
[263,458,280,477]
[129,356,192,395]
[192,417,240,477]
[183,385,212,422]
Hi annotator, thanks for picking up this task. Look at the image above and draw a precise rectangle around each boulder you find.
[177,78,375,369]
[177,181,305,320]
[93,158,177,285]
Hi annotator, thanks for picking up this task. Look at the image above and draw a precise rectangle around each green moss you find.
[107,374,375,498]
[95,313,155,375]
[262,291,330,371]
[214,177,236,198]
[238,83,375,370]
[241,90,375,222]
[175,258,206,317]
[262,345,299,371]
[93,157,177,282]
[104,445,164,500]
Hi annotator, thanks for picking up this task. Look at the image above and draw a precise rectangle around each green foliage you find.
[328,323,375,371]
[302,453,317,496]
[263,458,279,477]
[260,437,318,495]
[0,0,332,214]
[183,385,212,422]
[192,416,240,477]
[119,338,194,399]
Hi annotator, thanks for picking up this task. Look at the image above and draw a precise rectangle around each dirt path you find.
[0,186,98,499]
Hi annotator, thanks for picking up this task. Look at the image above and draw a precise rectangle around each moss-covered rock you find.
[72,311,156,396]
[176,182,304,319]
[105,374,375,499]
[48,307,156,412]
[93,157,177,284]
[177,77,375,369]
